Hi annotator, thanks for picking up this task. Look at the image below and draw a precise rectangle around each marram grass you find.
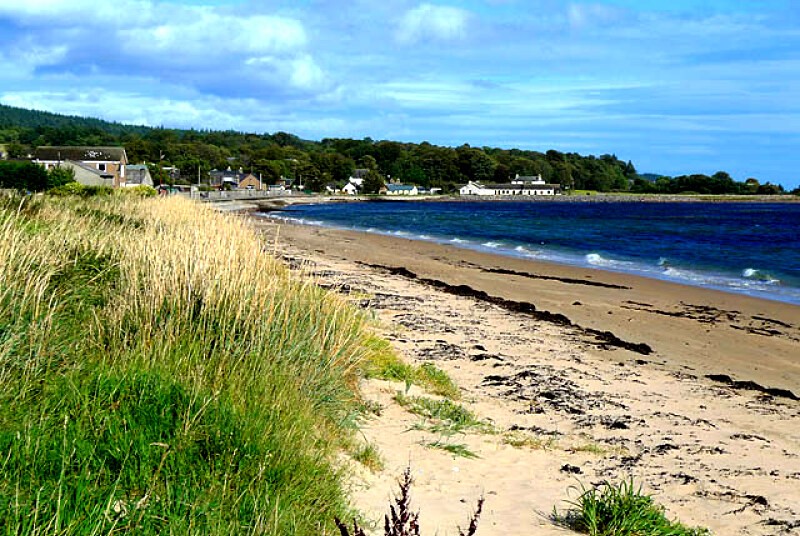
[0,194,385,535]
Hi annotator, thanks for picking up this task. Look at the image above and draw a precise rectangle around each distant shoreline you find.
[237,192,800,213]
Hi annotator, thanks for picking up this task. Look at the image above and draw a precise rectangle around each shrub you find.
[555,480,709,536]
[117,185,157,197]
[0,161,48,191]
[48,181,85,196]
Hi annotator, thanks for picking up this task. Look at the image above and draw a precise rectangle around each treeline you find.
[631,173,786,195]
[0,103,792,195]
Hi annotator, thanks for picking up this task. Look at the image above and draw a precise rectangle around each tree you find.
[0,161,49,191]
[47,164,75,188]
[361,169,385,194]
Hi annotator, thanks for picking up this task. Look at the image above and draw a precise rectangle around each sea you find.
[261,200,800,306]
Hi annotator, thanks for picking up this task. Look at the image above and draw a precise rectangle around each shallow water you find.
[263,200,800,305]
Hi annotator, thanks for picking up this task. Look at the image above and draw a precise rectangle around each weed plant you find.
[0,194,382,534]
[336,467,483,536]
[556,480,709,536]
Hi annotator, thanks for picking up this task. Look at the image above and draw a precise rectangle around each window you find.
[98,163,106,171]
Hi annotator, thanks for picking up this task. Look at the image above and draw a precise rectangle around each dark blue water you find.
[264,201,800,305]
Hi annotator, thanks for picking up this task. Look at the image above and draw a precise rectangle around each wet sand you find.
[253,216,799,535]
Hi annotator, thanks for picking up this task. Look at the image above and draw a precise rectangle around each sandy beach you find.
[252,214,799,535]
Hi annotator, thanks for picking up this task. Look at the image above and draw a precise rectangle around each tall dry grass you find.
[0,193,379,534]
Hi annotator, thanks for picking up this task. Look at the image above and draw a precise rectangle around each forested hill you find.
[0,103,786,195]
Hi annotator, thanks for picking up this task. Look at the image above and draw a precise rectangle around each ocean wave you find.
[742,268,780,285]
[482,241,502,248]
[585,253,615,267]
[450,238,469,244]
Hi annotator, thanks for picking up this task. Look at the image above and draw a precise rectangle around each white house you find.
[348,169,368,187]
[386,184,418,196]
[342,182,359,195]
[459,178,560,196]
[459,181,484,195]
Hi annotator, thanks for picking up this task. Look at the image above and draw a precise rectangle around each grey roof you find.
[387,184,415,191]
[351,168,369,179]
[35,146,128,163]
[66,160,111,178]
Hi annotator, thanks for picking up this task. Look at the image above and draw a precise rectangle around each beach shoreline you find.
[252,214,800,396]
[249,213,800,536]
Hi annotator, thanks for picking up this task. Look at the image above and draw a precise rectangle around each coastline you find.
[250,214,800,535]
[255,216,800,395]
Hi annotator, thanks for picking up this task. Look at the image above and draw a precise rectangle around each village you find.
[21,145,563,197]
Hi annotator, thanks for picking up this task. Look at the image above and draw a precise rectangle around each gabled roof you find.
[65,160,109,178]
[351,168,369,179]
[35,146,128,163]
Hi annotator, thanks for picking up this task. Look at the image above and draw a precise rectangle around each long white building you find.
[459,175,561,196]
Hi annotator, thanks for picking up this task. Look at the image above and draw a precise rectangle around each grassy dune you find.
[0,194,381,534]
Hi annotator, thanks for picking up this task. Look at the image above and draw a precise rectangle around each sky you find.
[0,0,798,188]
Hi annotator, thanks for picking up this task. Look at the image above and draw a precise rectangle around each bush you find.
[48,181,85,196]
[0,161,48,191]
[117,185,157,197]
[47,165,76,189]
[556,480,709,536]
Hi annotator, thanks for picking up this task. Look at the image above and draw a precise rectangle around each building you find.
[348,169,368,187]
[459,178,560,196]
[34,146,128,187]
[124,165,154,188]
[238,173,262,190]
[54,160,116,187]
[342,182,359,195]
[386,184,419,196]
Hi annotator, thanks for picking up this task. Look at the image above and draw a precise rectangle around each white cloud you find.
[120,12,306,59]
[396,3,470,45]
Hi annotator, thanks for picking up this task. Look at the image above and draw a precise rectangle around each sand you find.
[253,215,799,536]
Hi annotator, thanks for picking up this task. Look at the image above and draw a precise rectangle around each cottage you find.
[53,160,115,187]
[238,174,262,190]
[34,146,128,187]
[386,184,419,196]
[342,182,359,195]
[348,169,368,187]
[459,179,560,196]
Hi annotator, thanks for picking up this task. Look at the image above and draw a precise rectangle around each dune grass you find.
[0,193,384,534]
[556,480,709,536]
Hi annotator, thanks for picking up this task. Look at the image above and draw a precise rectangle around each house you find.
[348,169,368,187]
[210,168,248,188]
[459,181,484,195]
[124,165,154,187]
[324,182,340,194]
[512,174,545,185]
[386,184,419,196]
[459,179,560,196]
[342,182,359,195]
[238,174,262,190]
[34,146,128,187]
[53,160,115,187]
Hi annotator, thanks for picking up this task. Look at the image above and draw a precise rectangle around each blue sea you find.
[263,200,800,305]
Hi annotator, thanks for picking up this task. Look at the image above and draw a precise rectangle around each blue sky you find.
[0,0,798,187]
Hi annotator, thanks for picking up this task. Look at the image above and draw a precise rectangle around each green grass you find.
[502,430,557,450]
[421,440,479,459]
[555,480,710,536]
[393,393,485,433]
[350,442,384,472]
[0,194,381,534]
[363,346,460,399]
